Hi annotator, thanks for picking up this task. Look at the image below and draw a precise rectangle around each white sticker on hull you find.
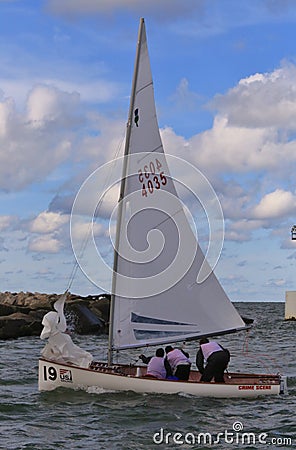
[59,368,73,383]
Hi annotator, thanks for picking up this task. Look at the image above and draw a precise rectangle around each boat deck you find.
[89,361,281,386]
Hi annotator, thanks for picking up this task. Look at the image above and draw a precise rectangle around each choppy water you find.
[0,302,295,449]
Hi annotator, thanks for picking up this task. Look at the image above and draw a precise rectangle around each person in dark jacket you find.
[196,338,230,383]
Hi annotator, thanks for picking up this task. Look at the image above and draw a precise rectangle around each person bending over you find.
[196,338,230,383]
[165,345,191,381]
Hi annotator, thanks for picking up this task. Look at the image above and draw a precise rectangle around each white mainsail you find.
[110,19,247,353]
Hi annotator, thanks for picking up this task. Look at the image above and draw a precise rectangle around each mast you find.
[108,18,145,365]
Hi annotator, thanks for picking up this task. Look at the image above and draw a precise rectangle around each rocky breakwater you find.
[0,291,110,340]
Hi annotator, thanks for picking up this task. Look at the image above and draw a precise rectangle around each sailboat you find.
[38,18,286,397]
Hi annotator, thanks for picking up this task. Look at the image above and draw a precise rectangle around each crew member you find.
[139,348,167,379]
[165,345,191,381]
[196,338,230,383]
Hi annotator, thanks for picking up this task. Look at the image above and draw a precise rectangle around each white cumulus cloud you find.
[0,215,18,231]
[70,221,105,241]
[211,62,296,130]
[0,84,82,191]
[251,189,296,220]
[26,84,80,128]
[29,211,69,234]
[28,235,62,253]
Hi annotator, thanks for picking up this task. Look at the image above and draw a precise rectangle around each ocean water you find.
[0,302,295,450]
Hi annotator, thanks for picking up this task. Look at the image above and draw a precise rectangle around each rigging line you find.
[66,230,89,292]
[66,132,126,293]
[241,353,281,375]
[240,332,281,373]
[242,328,250,354]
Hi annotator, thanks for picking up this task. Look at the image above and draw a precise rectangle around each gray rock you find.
[0,312,41,339]
[0,292,110,340]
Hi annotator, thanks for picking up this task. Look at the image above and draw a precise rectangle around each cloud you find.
[47,114,125,219]
[170,78,203,111]
[26,84,80,128]
[211,62,296,130]
[70,221,105,241]
[0,74,120,110]
[0,84,82,191]
[24,211,70,253]
[224,229,250,242]
[0,215,18,231]
[0,236,8,252]
[28,235,62,253]
[26,211,71,254]
[251,189,296,220]
[160,111,295,243]
[27,209,107,255]
[37,79,119,105]
[225,219,265,242]
[29,211,69,234]
[265,278,286,287]
[45,0,202,21]
[182,116,281,175]
[183,63,296,186]
[158,82,296,243]
[164,63,296,241]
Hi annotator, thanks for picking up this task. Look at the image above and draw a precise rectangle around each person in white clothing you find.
[165,346,191,380]
[196,338,230,383]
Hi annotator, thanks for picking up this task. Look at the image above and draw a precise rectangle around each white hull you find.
[38,358,286,398]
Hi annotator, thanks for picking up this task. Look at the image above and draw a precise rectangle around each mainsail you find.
[110,19,247,353]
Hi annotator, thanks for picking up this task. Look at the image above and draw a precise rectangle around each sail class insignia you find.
[134,108,139,126]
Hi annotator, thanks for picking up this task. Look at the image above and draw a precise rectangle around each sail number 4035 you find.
[138,158,167,197]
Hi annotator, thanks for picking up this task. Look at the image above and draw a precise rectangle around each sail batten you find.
[112,325,249,351]
[110,18,247,353]
[137,145,163,161]
[136,81,153,94]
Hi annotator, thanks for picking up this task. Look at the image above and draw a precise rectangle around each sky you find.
[1,0,296,301]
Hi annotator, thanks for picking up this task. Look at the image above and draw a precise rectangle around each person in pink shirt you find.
[139,348,167,379]
[165,345,191,380]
